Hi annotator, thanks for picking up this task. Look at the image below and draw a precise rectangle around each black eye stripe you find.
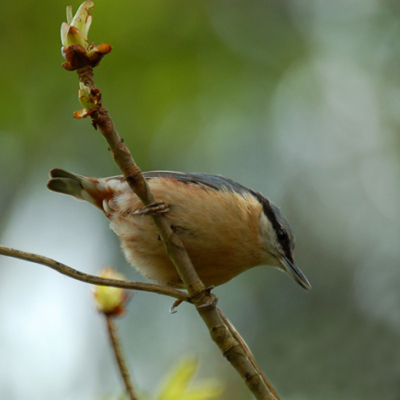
[251,191,295,260]
[277,229,288,241]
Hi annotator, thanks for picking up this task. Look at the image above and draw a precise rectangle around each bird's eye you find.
[277,229,288,241]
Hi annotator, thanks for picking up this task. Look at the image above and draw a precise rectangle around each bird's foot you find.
[133,202,170,216]
[169,286,215,314]
[194,286,217,310]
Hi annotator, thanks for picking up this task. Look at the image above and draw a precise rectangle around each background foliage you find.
[1,0,400,399]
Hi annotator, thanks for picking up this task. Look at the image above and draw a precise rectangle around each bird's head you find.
[257,197,311,290]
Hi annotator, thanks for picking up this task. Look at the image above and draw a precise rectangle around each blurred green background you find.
[1,0,400,399]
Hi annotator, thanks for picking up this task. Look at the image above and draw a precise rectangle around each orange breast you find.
[109,178,265,287]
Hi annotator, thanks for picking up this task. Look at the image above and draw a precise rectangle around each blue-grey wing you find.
[144,171,294,249]
[143,171,254,197]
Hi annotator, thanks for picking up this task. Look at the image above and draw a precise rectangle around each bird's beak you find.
[280,257,312,290]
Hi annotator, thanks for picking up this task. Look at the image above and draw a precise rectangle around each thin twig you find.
[76,66,279,400]
[106,316,138,400]
[0,245,189,302]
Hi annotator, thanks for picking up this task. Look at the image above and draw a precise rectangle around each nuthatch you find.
[47,169,311,290]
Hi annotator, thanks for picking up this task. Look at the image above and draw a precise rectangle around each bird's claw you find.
[194,286,217,310]
[133,202,170,216]
[169,286,215,314]
[169,299,183,314]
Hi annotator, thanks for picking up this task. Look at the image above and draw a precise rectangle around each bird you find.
[47,168,311,290]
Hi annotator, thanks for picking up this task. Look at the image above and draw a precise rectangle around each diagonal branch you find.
[218,309,280,399]
[76,66,280,400]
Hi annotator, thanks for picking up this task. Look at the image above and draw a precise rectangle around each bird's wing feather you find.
[143,171,253,197]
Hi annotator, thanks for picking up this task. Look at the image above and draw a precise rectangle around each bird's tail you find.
[47,168,109,211]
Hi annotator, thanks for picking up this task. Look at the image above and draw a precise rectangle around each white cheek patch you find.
[259,212,278,253]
